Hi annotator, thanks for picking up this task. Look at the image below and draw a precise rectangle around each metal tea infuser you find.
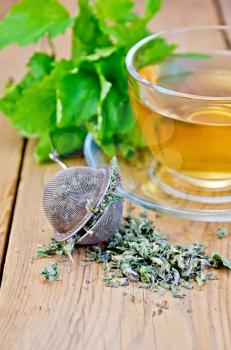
[42,150,123,245]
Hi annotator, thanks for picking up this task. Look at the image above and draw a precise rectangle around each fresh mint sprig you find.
[0,0,174,162]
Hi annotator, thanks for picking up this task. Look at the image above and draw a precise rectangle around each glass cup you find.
[126,25,231,204]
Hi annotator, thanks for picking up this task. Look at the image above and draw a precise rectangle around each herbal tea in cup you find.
[126,26,231,203]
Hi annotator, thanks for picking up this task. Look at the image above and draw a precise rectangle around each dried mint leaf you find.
[41,262,59,282]
[35,212,231,296]
[215,227,228,239]
[87,213,231,298]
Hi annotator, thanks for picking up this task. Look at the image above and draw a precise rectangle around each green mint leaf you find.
[0,53,54,117]
[57,68,100,127]
[94,0,151,49]
[84,47,117,62]
[102,89,134,137]
[95,63,112,103]
[173,52,211,60]
[0,0,73,48]
[144,0,163,21]
[117,122,146,158]
[27,52,54,79]
[95,0,135,22]
[34,135,54,163]
[1,58,74,137]
[92,89,137,157]
[12,77,56,137]
[98,50,128,96]
[99,17,150,49]
[136,37,177,68]
[0,85,21,117]
[91,48,145,157]
[72,0,111,59]
[34,127,86,163]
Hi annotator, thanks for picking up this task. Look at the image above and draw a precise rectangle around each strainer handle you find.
[49,150,68,169]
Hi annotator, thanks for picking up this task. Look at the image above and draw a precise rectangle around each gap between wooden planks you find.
[0,0,34,272]
[0,0,231,350]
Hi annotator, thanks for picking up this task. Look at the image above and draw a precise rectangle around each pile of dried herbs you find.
[86,213,231,298]
[35,212,231,299]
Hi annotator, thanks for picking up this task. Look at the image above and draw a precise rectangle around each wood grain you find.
[0,1,231,350]
[217,0,231,25]
[0,118,24,270]
[0,0,32,270]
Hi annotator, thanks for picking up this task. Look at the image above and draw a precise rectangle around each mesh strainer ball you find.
[43,164,123,244]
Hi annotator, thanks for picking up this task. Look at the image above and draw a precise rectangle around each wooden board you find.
[218,0,231,25]
[0,118,24,271]
[0,0,32,270]
[0,1,231,349]
[0,0,71,270]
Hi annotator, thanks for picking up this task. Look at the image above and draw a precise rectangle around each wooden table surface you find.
[0,1,231,349]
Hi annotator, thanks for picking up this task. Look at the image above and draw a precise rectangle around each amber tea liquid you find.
[130,61,231,189]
